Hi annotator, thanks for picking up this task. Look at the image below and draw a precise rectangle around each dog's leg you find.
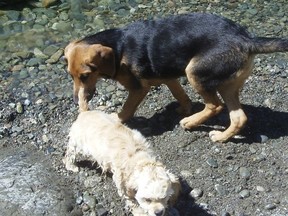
[209,89,247,142]
[164,79,192,116]
[63,145,79,172]
[180,59,224,129]
[118,87,150,122]
[208,57,254,142]
[180,89,223,129]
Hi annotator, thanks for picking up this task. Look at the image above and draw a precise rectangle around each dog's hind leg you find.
[164,79,192,116]
[209,87,247,142]
[180,88,223,129]
[180,58,224,129]
[208,58,254,142]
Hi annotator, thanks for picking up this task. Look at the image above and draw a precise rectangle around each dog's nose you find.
[155,210,164,216]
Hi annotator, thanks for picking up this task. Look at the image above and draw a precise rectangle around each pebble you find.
[46,49,63,64]
[16,102,24,114]
[259,135,269,143]
[239,190,250,199]
[95,204,108,216]
[215,184,228,196]
[239,167,251,179]
[83,192,97,209]
[256,186,265,192]
[206,158,218,168]
[265,203,276,210]
[190,188,203,198]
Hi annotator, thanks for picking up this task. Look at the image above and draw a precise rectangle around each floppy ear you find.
[90,44,116,77]
[167,171,181,206]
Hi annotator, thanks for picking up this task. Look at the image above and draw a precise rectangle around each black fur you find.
[81,13,288,91]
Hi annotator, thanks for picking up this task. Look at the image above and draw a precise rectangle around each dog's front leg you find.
[164,79,192,116]
[118,87,150,122]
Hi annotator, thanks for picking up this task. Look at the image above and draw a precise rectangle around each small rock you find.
[264,203,276,210]
[46,49,63,64]
[106,85,116,93]
[180,170,193,178]
[207,158,218,168]
[239,167,251,179]
[239,189,250,198]
[11,125,23,133]
[190,188,203,198]
[83,193,97,208]
[34,48,48,59]
[259,135,269,143]
[24,99,31,106]
[256,186,265,192]
[16,102,24,114]
[215,184,228,196]
[95,204,108,216]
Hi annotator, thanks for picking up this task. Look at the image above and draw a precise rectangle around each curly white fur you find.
[63,109,180,216]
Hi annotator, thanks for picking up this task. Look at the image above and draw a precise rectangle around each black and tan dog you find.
[64,13,288,142]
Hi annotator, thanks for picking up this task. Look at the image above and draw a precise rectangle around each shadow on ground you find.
[126,102,288,143]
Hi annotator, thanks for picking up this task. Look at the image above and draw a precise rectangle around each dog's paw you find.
[131,206,148,216]
[209,130,228,142]
[179,117,197,129]
[62,157,79,172]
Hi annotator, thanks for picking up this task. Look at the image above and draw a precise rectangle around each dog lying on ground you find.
[64,12,288,142]
[63,89,181,216]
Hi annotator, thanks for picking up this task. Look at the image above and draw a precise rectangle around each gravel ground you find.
[0,0,287,216]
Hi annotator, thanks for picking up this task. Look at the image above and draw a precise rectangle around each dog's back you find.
[68,111,153,172]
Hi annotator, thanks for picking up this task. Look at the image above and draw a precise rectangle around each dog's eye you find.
[80,73,89,82]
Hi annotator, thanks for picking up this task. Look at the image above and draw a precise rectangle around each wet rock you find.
[34,48,48,59]
[46,49,63,64]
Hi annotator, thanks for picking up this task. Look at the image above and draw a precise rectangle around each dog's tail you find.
[249,37,288,54]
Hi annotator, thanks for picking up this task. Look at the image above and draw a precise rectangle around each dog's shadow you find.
[126,102,288,143]
[172,178,214,216]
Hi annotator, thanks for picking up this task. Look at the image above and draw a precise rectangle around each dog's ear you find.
[167,171,181,206]
[89,44,116,77]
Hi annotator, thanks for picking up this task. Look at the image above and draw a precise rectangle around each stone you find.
[239,190,250,199]
[190,188,203,198]
[207,158,218,168]
[239,167,251,179]
[16,102,23,114]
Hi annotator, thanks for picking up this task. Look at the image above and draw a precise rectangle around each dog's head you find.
[133,164,181,216]
[64,41,115,104]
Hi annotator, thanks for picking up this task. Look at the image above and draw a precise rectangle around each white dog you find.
[63,90,180,216]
